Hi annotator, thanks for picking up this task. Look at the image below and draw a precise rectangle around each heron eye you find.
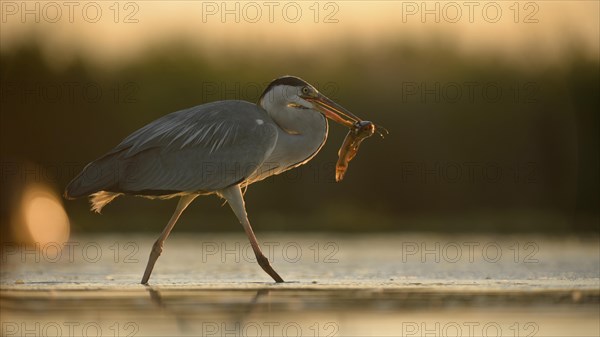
[302,86,310,95]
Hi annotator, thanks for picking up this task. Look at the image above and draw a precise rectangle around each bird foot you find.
[256,255,284,283]
[141,241,164,284]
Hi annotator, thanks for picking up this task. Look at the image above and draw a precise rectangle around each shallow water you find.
[2,234,599,336]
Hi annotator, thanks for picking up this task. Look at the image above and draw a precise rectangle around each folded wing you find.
[65,101,278,198]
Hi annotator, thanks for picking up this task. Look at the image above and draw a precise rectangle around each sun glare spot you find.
[18,185,70,247]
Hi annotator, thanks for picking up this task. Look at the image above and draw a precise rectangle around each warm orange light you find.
[15,184,70,247]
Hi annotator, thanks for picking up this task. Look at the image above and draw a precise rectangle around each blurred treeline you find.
[1,37,598,233]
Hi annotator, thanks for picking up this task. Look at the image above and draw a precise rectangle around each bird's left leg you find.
[220,185,284,283]
[141,194,198,284]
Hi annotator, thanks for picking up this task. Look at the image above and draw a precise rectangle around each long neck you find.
[272,113,328,165]
[259,90,328,171]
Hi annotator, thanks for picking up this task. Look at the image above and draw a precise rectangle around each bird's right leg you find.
[220,185,284,283]
[141,194,197,284]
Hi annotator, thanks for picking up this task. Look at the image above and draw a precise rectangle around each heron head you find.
[259,76,360,129]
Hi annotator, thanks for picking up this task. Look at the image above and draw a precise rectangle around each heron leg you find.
[221,185,284,283]
[141,194,198,284]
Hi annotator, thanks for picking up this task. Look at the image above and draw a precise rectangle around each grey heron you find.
[65,76,373,284]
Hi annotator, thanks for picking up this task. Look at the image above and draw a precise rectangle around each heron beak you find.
[305,94,360,128]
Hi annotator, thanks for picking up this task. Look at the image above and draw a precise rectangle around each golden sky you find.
[1,1,598,68]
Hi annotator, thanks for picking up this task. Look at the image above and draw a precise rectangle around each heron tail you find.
[64,152,124,212]
[89,191,122,213]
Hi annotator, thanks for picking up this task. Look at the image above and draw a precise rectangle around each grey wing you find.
[66,101,278,197]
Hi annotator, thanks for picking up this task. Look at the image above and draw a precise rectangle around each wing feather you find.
[66,100,277,197]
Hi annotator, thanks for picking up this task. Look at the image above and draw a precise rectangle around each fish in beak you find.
[303,92,389,181]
